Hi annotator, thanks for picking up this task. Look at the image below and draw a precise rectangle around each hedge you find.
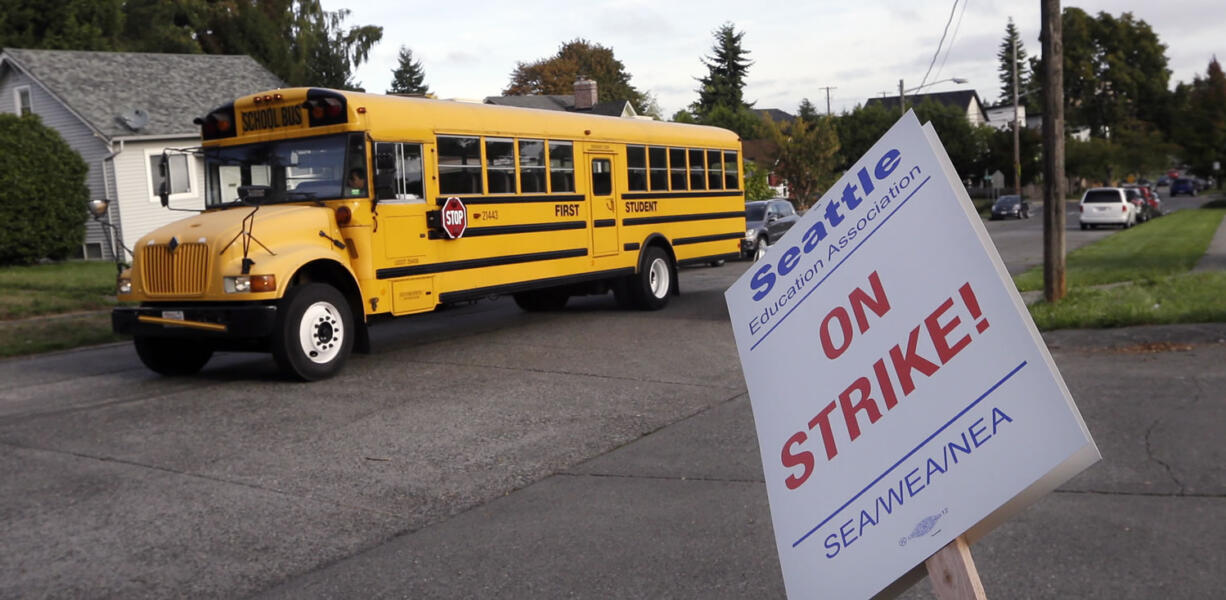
[0,113,89,264]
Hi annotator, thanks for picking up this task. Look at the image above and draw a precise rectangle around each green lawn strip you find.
[1014,208,1226,292]
[0,261,121,319]
[1027,271,1226,330]
[0,312,123,358]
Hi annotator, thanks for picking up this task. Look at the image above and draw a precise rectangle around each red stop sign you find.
[440,196,467,239]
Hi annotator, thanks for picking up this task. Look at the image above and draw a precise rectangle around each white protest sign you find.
[725,112,1099,599]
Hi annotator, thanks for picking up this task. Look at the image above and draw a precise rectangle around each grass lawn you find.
[1014,208,1226,292]
[1022,205,1226,330]
[0,260,123,319]
[0,260,125,357]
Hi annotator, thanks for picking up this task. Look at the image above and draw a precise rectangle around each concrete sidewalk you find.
[254,323,1226,600]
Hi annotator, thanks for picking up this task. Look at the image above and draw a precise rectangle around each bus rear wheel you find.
[133,336,213,376]
[272,283,353,381]
[625,246,674,310]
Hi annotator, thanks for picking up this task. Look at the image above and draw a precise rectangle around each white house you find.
[0,48,283,260]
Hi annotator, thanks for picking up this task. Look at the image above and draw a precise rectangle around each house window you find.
[149,153,191,198]
[14,86,31,116]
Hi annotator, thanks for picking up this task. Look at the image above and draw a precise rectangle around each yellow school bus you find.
[113,87,745,380]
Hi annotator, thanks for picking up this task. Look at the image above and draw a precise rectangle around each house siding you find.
[112,138,204,252]
[1,67,118,259]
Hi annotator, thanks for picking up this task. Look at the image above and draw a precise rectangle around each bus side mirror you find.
[158,154,170,208]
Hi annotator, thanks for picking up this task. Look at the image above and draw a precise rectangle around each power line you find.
[933,0,971,84]
[918,0,961,92]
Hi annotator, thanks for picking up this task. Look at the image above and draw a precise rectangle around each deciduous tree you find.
[767,116,840,209]
[505,39,647,113]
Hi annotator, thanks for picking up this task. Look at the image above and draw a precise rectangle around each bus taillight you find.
[303,89,348,127]
[194,103,237,141]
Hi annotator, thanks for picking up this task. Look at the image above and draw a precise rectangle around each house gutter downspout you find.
[100,139,124,262]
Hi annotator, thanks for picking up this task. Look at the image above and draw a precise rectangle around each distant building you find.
[985,104,1026,131]
[866,90,987,126]
[754,108,795,126]
[484,78,640,118]
[0,48,283,260]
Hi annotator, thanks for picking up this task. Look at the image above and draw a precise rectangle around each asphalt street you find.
[1,193,1223,599]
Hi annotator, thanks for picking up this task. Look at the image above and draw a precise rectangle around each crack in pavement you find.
[1142,376,1203,495]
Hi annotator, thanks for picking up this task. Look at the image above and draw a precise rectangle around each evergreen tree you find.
[797,98,819,122]
[693,22,753,117]
[996,18,1029,106]
[1173,58,1226,178]
[388,46,430,95]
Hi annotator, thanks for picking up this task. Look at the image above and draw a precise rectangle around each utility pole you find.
[818,85,838,115]
[1012,20,1022,200]
[1042,0,1066,302]
[898,79,905,116]
[820,86,837,116]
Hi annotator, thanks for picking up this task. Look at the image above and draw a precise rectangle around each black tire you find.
[271,283,354,381]
[133,336,213,376]
[513,288,569,311]
[753,236,769,261]
[1080,222,1088,230]
[626,246,674,311]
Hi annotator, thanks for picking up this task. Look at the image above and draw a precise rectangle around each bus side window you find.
[549,141,575,193]
[669,147,687,191]
[375,142,425,202]
[592,158,612,196]
[438,135,483,195]
[724,150,739,189]
[626,145,646,191]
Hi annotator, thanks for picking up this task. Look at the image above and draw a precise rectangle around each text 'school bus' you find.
[112,88,746,380]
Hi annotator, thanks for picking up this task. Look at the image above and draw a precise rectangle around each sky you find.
[321,0,1225,118]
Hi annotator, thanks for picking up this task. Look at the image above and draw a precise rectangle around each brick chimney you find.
[574,78,597,110]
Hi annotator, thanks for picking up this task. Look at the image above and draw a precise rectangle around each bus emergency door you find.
[587,152,619,257]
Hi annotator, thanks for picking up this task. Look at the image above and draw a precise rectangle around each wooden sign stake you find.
[924,536,987,600]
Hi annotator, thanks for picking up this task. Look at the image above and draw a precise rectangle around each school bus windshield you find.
[204,132,367,206]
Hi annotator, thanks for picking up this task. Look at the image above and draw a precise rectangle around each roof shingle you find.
[1,48,285,139]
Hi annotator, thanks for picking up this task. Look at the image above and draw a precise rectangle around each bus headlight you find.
[224,274,276,293]
[117,278,132,294]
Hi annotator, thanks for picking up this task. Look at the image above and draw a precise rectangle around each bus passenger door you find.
[587,154,619,257]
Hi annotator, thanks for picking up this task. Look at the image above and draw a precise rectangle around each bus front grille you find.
[141,243,209,296]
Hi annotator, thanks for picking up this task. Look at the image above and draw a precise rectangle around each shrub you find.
[0,114,89,264]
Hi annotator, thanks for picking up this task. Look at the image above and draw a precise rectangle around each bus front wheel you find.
[134,336,213,376]
[272,283,354,381]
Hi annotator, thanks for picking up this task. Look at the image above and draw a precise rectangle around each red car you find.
[1124,184,1162,219]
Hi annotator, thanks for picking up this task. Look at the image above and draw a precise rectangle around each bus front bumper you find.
[113,304,278,339]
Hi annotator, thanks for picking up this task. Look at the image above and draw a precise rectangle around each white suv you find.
[1080,187,1136,230]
